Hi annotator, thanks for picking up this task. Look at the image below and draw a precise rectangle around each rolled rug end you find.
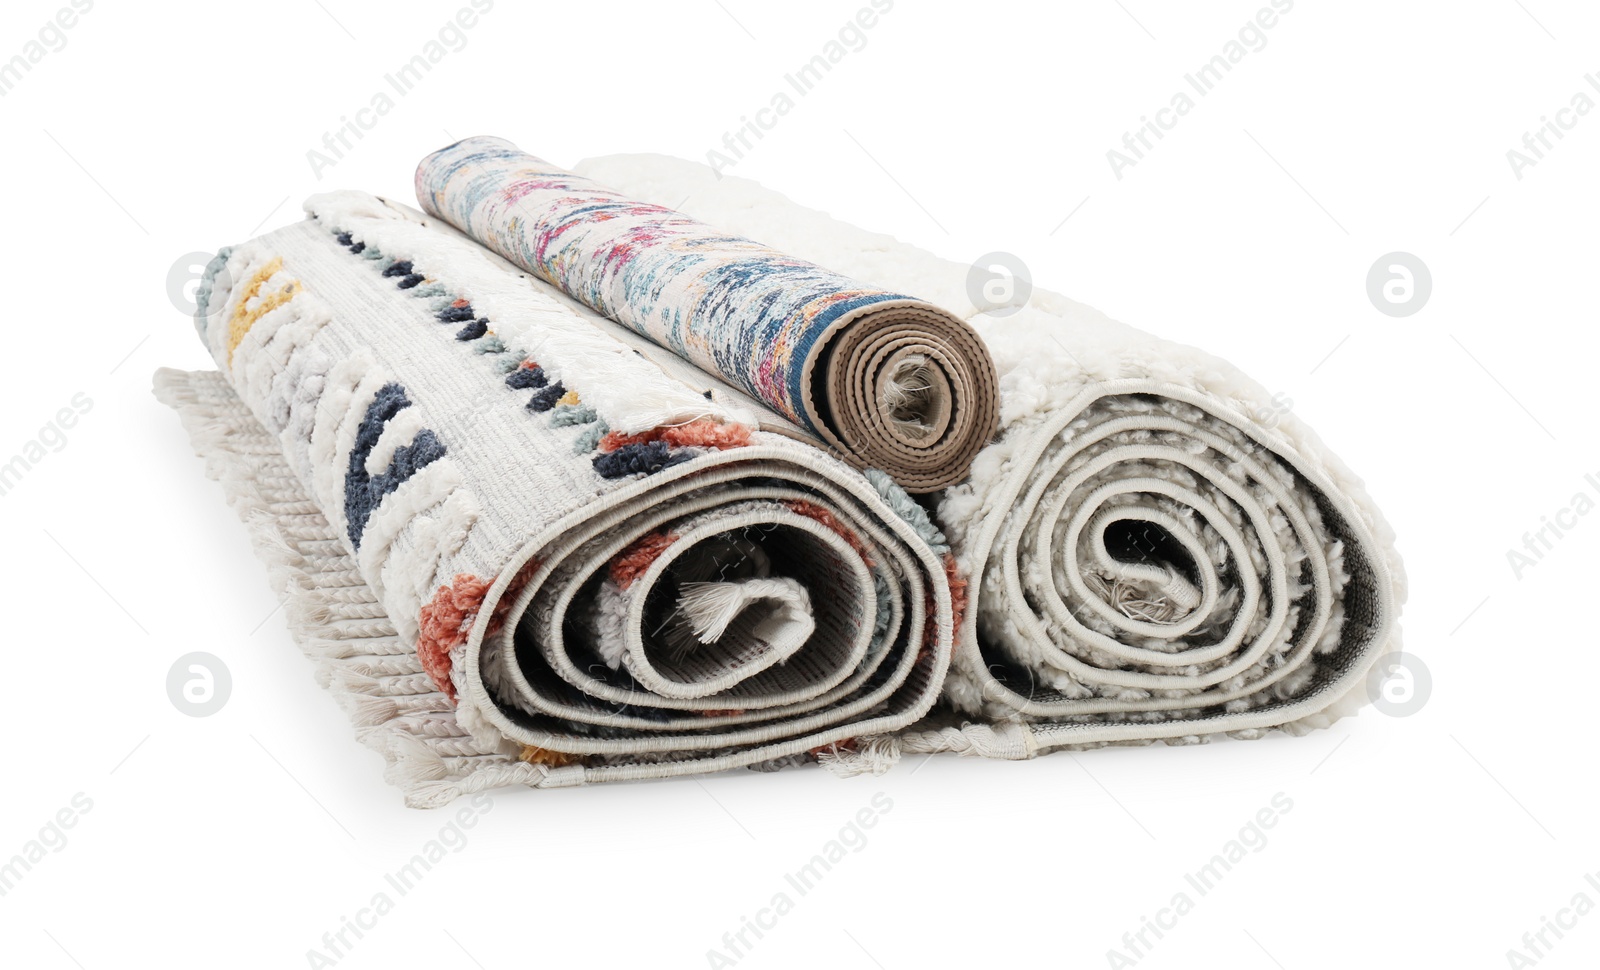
[946,373,1403,748]
[811,299,1000,494]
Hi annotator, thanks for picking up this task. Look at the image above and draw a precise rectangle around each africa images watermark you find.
[1106,0,1296,180]
[304,792,494,967]
[704,790,894,967]
[0,0,94,99]
[1366,652,1432,718]
[1103,792,1295,967]
[707,0,895,177]
[1504,868,1600,967]
[0,792,94,898]
[307,0,496,180]
[167,652,232,718]
[1505,73,1600,181]
[1505,468,1600,580]
[1366,251,1432,318]
[1252,391,1293,430]
[0,393,94,500]
[966,252,1033,318]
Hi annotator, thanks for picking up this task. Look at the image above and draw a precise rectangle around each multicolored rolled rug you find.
[569,153,1406,766]
[415,136,999,494]
[155,190,956,807]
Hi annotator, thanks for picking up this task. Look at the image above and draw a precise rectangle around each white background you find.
[1,1,1595,967]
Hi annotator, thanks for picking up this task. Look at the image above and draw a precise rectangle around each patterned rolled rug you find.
[414,136,999,494]
[155,190,956,807]
[570,153,1406,764]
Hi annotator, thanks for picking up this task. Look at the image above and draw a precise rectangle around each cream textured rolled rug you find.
[156,190,955,807]
[572,153,1405,765]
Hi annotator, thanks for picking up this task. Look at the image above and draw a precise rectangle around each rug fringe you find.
[156,368,554,806]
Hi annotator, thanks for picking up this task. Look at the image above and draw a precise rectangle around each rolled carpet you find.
[414,136,999,494]
[570,153,1406,758]
[155,189,955,807]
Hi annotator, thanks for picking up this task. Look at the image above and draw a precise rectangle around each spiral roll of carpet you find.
[155,190,954,807]
[571,153,1406,763]
[414,136,999,494]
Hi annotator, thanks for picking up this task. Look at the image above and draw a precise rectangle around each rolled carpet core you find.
[817,301,995,492]
[414,136,999,493]
[944,383,1387,737]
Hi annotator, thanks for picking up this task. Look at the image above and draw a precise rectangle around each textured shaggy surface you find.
[159,155,1405,801]
[574,153,1405,762]
[416,136,998,493]
[159,188,955,806]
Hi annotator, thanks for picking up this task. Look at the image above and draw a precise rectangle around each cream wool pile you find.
[572,153,1405,766]
[156,190,956,807]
